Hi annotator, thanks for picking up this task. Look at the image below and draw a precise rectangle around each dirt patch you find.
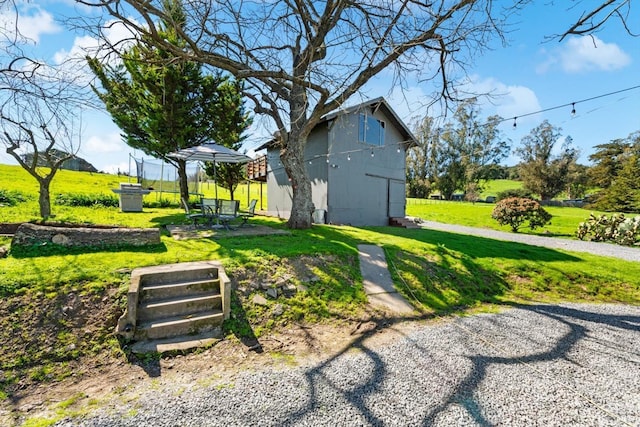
[4,314,427,426]
[0,254,427,426]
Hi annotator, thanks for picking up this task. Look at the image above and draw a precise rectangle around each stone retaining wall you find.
[0,223,22,235]
[12,223,160,248]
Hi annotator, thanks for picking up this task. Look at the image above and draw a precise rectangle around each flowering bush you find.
[577,213,640,246]
[491,197,552,232]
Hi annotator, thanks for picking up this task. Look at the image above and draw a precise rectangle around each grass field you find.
[1,163,638,411]
[479,179,523,197]
[406,199,610,238]
[0,164,265,224]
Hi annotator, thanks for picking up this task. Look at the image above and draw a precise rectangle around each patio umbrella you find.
[168,142,252,200]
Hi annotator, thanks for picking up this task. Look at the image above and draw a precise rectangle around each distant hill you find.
[0,163,124,195]
[22,149,98,173]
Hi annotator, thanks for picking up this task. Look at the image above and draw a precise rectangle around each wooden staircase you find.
[116,261,230,353]
[389,217,422,229]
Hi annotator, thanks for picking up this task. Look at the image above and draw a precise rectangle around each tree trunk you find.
[38,178,52,219]
[282,140,313,229]
[176,159,190,211]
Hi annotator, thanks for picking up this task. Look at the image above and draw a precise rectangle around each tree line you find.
[406,104,640,213]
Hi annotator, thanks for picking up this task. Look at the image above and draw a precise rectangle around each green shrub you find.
[577,213,640,246]
[496,188,534,202]
[0,189,28,206]
[491,197,552,232]
[55,193,119,208]
[144,198,179,208]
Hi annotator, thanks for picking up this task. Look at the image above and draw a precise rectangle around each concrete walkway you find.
[357,244,415,314]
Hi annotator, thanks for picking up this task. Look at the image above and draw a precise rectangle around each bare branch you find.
[560,0,638,41]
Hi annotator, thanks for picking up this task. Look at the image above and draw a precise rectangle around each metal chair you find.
[238,199,258,227]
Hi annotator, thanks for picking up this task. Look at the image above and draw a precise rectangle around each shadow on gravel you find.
[278,312,432,425]
[276,304,639,426]
[421,303,640,426]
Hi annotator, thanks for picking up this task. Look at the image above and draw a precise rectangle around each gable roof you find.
[257,97,417,151]
[322,97,417,145]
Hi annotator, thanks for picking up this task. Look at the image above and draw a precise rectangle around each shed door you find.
[388,179,405,218]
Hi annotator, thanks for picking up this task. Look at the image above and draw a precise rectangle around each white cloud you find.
[101,161,130,175]
[0,4,61,44]
[52,35,99,65]
[54,19,138,63]
[386,85,431,125]
[52,19,139,82]
[83,132,126,154]
[459,76,542,124]
[537,36,631,74]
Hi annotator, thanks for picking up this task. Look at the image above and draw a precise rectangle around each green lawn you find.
[406,199,615,238]
[480,179,523,198]
[0,164,265,223]
[1,163,639,404]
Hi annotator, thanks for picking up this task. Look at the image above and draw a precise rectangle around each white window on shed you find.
[358,113,385,146]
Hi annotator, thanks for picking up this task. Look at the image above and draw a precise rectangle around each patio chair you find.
[187,197,218,227]
[200,198,219,225]
[217,199,240,230]
[238,199,258,227]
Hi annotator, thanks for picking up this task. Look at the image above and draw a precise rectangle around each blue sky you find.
[1,1,638,173]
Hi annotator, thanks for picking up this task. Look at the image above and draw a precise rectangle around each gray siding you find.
[266,125,329,217]
[265,101,408,226]
[326,108,407,226]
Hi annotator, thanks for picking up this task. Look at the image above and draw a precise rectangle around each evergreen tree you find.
[407,116,439,198]
[434,100,509,200]
[87,0,249,210]
[588,139,629,189]
[591,133,640,212]
[201,79,250,201]
[516,121,578,201]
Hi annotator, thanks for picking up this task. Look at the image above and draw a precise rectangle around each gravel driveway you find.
[56,303,640,427]
[418,220,640,262]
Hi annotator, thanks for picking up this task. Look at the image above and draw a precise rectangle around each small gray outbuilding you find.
[259,97,417,226]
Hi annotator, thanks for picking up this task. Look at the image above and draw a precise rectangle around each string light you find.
[255,85,640,178]
[248,84,639,160]
[499,83,639,129]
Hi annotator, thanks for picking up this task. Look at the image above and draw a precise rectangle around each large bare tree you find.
[79,0,523,228]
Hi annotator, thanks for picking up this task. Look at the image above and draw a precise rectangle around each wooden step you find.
[137,263,222,286]
[141,278,220,300]
[130,330,222,354]
[135,310,225,340]
[138,294,222,321]
[389,217,421,229]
